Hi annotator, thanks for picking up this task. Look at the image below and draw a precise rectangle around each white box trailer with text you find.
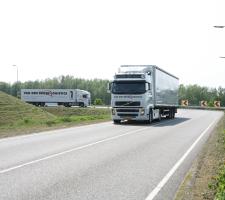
[109,65,179,123]
[21,89,91,107]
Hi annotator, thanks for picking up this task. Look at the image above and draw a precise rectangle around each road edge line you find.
[145,117,221,200]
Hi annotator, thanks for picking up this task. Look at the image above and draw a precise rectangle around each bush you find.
[94,98,103,105]
[23,118,31,124]
[45,120,57,126]
[60,116,72,123]
[208,101,214,107]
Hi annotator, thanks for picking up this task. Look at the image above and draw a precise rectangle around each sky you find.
[0,0,225,87]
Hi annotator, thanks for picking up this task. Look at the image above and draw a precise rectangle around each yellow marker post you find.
[214,101,221,107]
[181,100,188,106]
[200,101,207,107]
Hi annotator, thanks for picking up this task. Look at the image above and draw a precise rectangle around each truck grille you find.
[115,101,140,106]
[118,113,138,117]
[116,109,139,112]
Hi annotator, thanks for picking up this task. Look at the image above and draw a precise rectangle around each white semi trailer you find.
[21,89,91,107]
[109,65,179,124]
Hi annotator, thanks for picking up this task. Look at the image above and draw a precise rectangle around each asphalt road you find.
[0,109,223,200]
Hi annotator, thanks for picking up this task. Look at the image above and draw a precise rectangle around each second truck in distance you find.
[109,65,179,124]
[21,89,91,107]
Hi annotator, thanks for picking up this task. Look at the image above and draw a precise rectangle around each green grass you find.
[0,91,111,138]
[42,107,111,117]
[42,107,111,126]
[208,118,225,200]
[0,91,55,127]
[213,129,225,200]
[214,165,225,200]
[58,115,110,123]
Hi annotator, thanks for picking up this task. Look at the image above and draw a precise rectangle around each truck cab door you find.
[146,83,152,95]
[70,91,74,99]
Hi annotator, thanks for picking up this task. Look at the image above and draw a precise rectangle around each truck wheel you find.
[148,109,153,124]
[79,103,84,107]
[172,109,175,118]
[169,109,173,119]
[113,120,121,124]
[158,111,161,121]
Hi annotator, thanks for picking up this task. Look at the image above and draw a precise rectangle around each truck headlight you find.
[140,108,145,115]
[112,108,116,115]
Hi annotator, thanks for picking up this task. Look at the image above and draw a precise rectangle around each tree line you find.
[179,84,225,107]
[0,76,225,106]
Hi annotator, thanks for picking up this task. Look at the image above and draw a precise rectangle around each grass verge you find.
[0,111,111,139]
[175,113,225,200]
[42,106,111,117]
[208,128,225,200]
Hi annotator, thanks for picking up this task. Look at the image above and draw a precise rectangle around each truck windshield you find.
[112,81,146,94]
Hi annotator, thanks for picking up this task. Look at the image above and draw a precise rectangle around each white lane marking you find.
[145,119,219,200]
[0,128,152,174]
[0,119,179,174]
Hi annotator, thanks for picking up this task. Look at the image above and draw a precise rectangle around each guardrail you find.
[179,106,225,111]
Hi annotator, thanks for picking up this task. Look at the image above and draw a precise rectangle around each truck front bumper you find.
[112,107,149,121]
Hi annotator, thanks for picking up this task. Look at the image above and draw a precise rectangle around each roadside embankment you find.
[0,91,111,138]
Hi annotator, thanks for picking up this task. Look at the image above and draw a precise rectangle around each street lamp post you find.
[213,26,225,28]
[12,65,18,83]
[213,26,225,58]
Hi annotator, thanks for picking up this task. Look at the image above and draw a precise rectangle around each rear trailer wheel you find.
[172,109,175,118]
[169,109,173,119]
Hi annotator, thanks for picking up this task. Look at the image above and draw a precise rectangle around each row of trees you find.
[0,76,225,106]
[179,84,225,106]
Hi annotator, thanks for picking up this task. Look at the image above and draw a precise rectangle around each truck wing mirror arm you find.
[107,82,112,93]
[146,83,151,91]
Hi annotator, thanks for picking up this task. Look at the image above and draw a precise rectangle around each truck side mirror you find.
[107,82,111,93]
[146,83,151,91]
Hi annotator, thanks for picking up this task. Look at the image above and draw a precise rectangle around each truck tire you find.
[113,120,121,124]
[148,109,153,124]
[79,103,84,107]
[169,109,173,119]
[172,109,175,118]
[158,110,161,121]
